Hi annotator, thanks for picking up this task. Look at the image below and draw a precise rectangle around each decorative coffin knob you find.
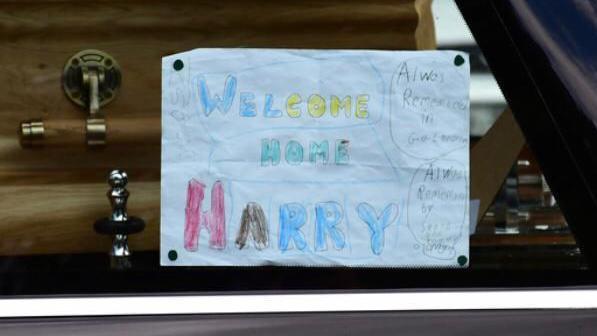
[94,170,145,268]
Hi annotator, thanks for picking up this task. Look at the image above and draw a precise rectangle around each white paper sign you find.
[161,49,470,267]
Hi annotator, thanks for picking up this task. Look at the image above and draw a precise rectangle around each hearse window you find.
[0,0,595,296]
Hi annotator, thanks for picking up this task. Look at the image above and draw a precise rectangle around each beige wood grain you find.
[0,182,159,255]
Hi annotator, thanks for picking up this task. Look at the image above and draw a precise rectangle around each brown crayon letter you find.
[236,202,268,250]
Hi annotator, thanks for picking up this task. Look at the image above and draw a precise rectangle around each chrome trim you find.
[0,290,595,317]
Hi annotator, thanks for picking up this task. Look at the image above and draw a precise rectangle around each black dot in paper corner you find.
[457,255,468,266]
[168,250,178,261]
[454,55,465,66]
[173,59,184,71]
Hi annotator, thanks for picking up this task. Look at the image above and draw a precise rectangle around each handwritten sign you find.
[161,49,470,267]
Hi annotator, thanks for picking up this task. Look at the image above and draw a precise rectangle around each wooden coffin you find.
[0,0,435,255]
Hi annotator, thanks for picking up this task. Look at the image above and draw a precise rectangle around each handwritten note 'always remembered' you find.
[161,49,470,267]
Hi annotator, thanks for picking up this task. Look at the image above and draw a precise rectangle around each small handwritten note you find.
[161,49,470,267]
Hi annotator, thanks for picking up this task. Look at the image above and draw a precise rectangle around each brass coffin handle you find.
[19,117,160,148]
[19,49,122,148]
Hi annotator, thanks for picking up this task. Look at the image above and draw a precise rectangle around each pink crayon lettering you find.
[184,179,226,251]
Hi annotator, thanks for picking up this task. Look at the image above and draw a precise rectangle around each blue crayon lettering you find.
[261,139,280,166]
[263,94,282,118]
[309,140,329,164]
[279,203,307,251]
[285,140,304,165]
[357,203,399,255]
[315,202,345,251]
[239,92,256,117]
[335,139,350,165]
[198,75,237,116]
